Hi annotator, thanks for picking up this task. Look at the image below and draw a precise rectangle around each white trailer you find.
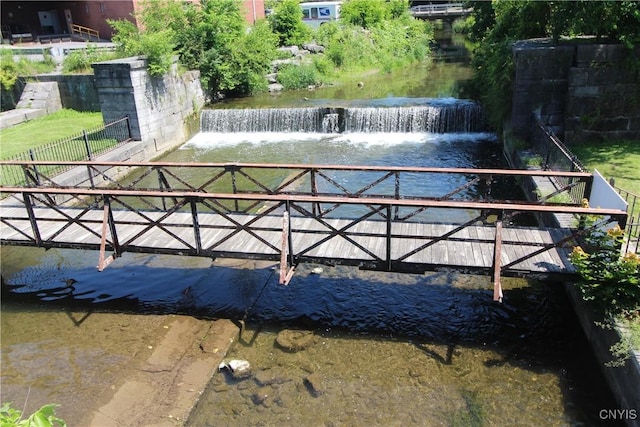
[300,1,342,28]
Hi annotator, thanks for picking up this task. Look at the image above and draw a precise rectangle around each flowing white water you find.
[200,101,487,134]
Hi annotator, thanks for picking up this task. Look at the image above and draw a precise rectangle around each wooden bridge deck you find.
[0,160,630,301]
[0,202,574,276]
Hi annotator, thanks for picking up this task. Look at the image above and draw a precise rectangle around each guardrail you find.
[71,24,99,41]
[410,3,472,17]
[531,118,639,253]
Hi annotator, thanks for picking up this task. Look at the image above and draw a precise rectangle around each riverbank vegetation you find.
[459,0,640,362]
[106,0,433,100]
[461,0,640,133]
[0,49,56,90]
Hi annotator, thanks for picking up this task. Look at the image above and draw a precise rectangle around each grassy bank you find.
[0,110,103,159]
[569,139,640,197]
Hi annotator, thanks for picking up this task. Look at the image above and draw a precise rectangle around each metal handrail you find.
[71,24,99,40]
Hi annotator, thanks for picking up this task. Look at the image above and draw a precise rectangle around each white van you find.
[300,1,342,28]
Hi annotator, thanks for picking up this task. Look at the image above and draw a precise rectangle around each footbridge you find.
[0,161,628,301]
[410,3,473,20]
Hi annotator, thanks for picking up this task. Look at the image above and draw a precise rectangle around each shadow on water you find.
[0,249,622,425]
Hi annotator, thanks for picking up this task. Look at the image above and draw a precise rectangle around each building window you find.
[100,3,106,13]
[85,4,90,14]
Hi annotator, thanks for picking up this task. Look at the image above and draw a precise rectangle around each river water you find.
[1,35,622,426]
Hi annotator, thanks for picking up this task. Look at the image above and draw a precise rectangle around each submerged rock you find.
[275,329,316,352]
[303,372,326,397]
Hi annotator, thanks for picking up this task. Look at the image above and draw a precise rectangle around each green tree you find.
[466,0,640,132]
[229,20,279,95]
[340,0,389,29]
[108,0,178,76]
[268,0,311,46]
[197,0,244,93]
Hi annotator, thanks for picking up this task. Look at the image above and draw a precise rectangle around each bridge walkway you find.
[0,160,629,301]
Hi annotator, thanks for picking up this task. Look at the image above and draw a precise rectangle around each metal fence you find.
[615,186,640,254]
[1,116,132,186]
[530,120,588,204]
[532,118,639,253]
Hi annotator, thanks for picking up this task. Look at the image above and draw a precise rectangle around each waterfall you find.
[200,108,327,133]
[200,102,486,133]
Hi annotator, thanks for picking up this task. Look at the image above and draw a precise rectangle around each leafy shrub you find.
[569,214,640,319]
[0,49,57,90]
[108,1,177,76]
[0,402,66,427]
[340,0,389,29]
[315,17,432,74]
[277,64,319,89]
[228,19,279,95]
[0,49,18,90]
[62,45,119,74]
[268,0,311,46]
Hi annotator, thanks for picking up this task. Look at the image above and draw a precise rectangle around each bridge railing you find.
[410,3,472,16]
[0,161,596,219]
[1,173,629,300]
[531,119,639,253]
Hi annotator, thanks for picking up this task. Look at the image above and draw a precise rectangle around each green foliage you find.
[0,402,66,427]
[0,49,18,90]
[315,17,432,75]
[569,214,640,319]
[0,49,56,90]
[277,64,319,89]
[466,0,640,133]
[340,0,389,29]
[268,0,311,46]
[228,20,279,95]
[62,45,119,74]
[387,0,411,21]
[108,0,180,75]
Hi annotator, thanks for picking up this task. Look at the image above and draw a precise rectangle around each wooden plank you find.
[0,203,580,277]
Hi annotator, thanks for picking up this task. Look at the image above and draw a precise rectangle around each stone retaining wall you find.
[92,56,205,155]
[511,40,640,144]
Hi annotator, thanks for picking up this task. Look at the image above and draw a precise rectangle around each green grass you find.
[568,139,640,196]
[0,110,104,159]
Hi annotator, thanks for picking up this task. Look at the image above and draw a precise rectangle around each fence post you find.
[28,149,41,186]
[125,116,132,140]
[83,130,93,160]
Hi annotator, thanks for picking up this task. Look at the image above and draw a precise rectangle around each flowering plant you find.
[569,219,640,319]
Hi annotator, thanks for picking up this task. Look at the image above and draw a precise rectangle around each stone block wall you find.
[92,56,205,153]
[16,81,62,113]
[565,44,640,143]
[511,40,574,138]
[2,75,100,112]
[37,75,101,112]
[511,40,640,144]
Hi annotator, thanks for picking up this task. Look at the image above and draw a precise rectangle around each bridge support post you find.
[279,210,295,285]
[97,197,119,271]
[492,220,503,302]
